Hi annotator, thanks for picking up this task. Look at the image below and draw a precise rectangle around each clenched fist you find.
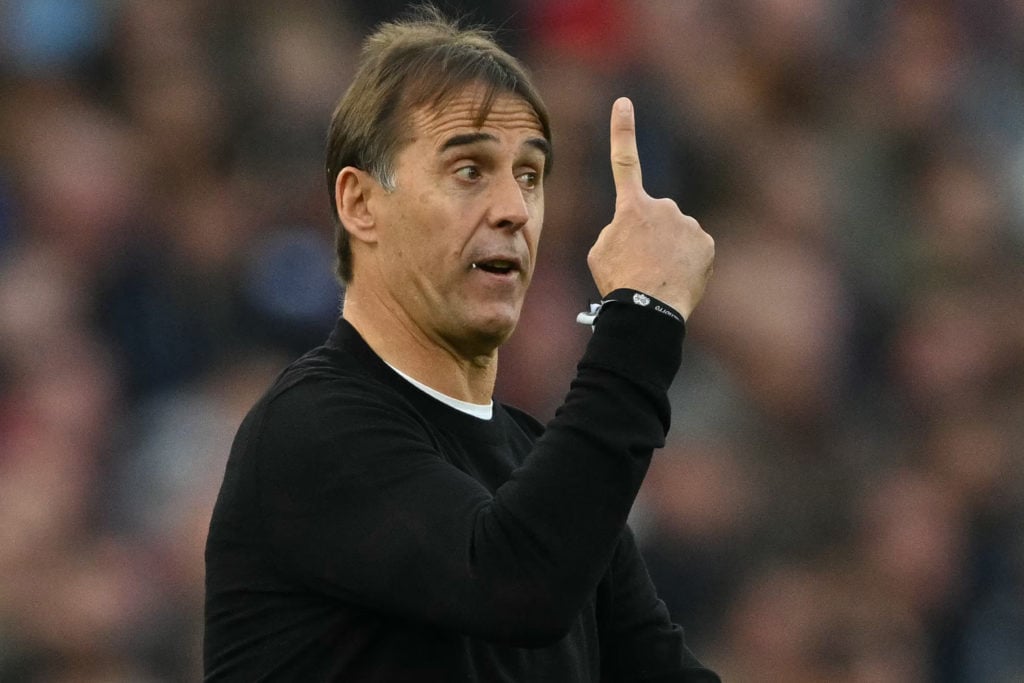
[588,97,715,320]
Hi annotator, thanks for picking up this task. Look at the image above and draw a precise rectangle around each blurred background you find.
[1,0,1023,680]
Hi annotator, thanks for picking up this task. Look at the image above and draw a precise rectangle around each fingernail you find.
[616,98,632,115]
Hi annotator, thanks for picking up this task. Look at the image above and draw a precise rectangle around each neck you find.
[341,285,498,404]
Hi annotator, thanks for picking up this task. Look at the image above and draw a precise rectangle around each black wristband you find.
[600,288,684,323]
[576,288,684,327]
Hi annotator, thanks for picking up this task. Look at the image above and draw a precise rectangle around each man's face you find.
[371,86,548,358]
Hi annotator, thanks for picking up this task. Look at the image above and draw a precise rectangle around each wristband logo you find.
[632,292,651,306]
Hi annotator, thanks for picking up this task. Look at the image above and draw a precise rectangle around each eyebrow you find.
[440,132,551,163]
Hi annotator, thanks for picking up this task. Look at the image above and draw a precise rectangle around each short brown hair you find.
[325,4,552,283]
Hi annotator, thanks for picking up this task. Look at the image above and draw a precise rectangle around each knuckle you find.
[687,218,706,237]
[703,234,716,259]
[655,197,680,212]
[611,152,639,169]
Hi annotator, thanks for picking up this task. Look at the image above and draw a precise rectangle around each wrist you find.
[576,288,684,327]
[601,288,684,323]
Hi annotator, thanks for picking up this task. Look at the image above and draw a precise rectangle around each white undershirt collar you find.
[385,362,493,420]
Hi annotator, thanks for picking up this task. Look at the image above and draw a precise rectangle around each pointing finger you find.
[609,97,644,199]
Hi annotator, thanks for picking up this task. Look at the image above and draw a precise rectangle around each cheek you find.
[527,200,544,253]
[394,200,439,252]
[530,193,544,232]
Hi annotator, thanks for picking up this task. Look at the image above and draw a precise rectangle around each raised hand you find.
[587,97,714,320]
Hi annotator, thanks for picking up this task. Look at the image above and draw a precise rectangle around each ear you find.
[335,167,380,245]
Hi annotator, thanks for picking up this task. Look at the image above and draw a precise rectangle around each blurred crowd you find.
[1,0,1022,680]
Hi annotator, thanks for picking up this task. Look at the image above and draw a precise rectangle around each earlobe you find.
[336,167,379,245]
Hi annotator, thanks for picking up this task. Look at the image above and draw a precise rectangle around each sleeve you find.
[256,303,687,647]
[600,528,721,682]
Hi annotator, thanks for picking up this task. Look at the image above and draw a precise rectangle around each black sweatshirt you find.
[204,301,720,681]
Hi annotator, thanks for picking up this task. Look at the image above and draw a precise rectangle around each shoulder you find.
[252,345,433,451]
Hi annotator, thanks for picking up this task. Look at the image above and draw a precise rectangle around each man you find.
[204,6,717,681]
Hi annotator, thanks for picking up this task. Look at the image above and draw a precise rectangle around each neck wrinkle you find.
[341,285,498,404]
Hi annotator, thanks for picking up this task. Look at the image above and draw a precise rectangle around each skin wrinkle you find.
[439,132,551,164]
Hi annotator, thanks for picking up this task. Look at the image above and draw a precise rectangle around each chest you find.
[429,420,537,494]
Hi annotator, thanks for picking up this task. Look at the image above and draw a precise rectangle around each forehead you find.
[409,88,545,148]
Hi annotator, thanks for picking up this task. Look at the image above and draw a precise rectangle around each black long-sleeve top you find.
[204,301,720,681]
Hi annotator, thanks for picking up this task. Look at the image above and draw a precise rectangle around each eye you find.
[455,165,481,182]
[516,170,539,190]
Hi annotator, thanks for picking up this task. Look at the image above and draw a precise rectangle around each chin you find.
[463,313,520,354]
[478,319,518,347]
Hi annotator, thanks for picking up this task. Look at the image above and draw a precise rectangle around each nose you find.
[487,172,530,231]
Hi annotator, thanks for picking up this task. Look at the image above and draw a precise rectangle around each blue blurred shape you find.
[2,0,105,72]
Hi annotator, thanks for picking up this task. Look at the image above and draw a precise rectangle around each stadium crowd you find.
[1,0,1023,680]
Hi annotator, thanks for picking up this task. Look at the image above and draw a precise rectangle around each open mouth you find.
[472,259,518,275]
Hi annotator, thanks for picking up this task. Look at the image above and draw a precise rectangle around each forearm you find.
[467,303,684,631]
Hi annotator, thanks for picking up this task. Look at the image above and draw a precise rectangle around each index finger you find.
[610,97,644,198]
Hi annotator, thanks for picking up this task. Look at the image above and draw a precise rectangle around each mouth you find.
[471,258,521,275]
